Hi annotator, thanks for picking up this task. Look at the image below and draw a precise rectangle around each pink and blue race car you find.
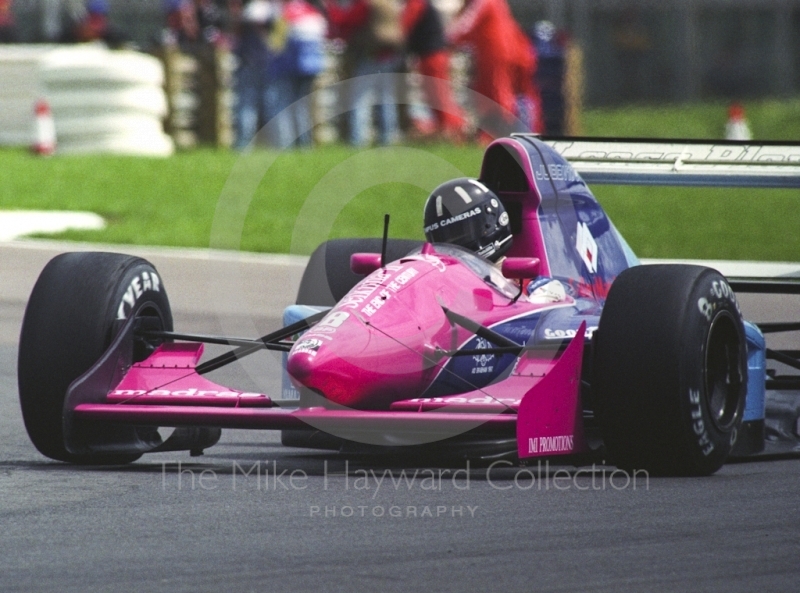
[17,136,800,475]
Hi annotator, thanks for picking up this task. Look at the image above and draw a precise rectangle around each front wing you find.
[64,313,589,459]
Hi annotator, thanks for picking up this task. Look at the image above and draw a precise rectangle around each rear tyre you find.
[18,252,173,463]
[593,265,746,476]
[296,238,422,306]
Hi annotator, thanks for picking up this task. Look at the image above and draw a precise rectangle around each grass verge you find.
[1,98,798,261]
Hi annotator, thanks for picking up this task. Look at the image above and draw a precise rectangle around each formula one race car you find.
[17,136,800,475]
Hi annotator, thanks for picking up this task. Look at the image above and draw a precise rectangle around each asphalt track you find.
[1,241,798,593]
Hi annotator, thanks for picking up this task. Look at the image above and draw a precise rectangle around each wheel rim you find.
[704,311,743,432]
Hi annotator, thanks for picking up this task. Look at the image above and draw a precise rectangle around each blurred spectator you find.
[193,0,227,45]
[161,0,236,147]
[63,0,128,47]
[268,0,327,147]
[447,0,540,141]
[232,0,274,149]
[163,0,201,46]
[325,0,403,146]
[0,0,17,42]
[402,0,466,141]
[530,20,566,136]
[163,0,229,47]
[41,0,84,42]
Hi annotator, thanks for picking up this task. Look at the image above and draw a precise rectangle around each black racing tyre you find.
[18,252,173,464]
[593,265,747,476]
[296,238,423,306]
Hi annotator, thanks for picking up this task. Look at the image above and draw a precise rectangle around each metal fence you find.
[512,0,800,105]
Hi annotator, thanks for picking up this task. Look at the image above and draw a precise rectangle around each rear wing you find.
[531,136,800,189]
[525,135,800,291]
[531,136,800,391]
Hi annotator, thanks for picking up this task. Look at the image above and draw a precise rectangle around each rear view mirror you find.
[501,257,541,280]
[350,253,383,275]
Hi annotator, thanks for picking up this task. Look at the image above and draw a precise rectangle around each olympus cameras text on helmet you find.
[423,178,512,262]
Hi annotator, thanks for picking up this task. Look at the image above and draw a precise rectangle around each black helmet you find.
[423,178,512,262]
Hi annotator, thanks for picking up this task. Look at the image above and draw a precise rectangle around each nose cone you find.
[286,259,440,409]
[286,314,435,410]
[286,319,372,407]
[285,338,320,383]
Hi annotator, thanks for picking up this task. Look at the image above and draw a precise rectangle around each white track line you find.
[0,211,104,241]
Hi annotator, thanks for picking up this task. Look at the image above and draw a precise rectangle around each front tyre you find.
[18,252,173,463]
[593,265,747,476]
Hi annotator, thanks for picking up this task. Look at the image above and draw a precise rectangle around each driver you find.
[423,177,566,303]
[423,177,512,262]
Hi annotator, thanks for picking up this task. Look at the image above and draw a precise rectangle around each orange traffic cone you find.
[725,102,752,141]
[32,99,56,156]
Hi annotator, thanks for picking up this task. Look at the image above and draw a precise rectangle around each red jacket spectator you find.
[447,0,540,136]
[325,0,402,60]
[324,0,369,44]
[402,0,465,138]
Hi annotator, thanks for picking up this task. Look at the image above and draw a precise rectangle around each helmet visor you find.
[427,208,490,250]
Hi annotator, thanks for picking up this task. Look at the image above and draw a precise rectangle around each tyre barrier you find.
[40,46,174,156]
[0,45,174,156]
[0,45,58,146]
